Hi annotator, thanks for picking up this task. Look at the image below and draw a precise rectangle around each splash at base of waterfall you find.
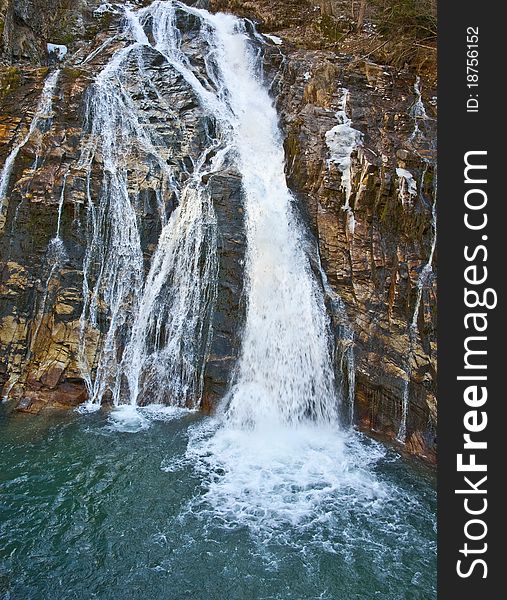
[184,419,387,537]
[78,401,193,432]
[107,404,193,433]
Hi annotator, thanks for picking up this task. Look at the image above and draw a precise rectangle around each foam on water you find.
[185,421,388,539]
[1,407,436,599]
[107,403,192,433]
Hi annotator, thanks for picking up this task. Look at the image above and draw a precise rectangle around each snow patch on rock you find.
[396,168,417,204]
[325,89,363,207]
[47,43,68,61]
[264,34,283,45]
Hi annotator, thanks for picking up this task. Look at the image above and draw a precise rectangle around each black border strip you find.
[438,0,502,596]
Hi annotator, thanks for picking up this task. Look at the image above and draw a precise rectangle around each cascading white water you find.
[206,13,338,428]
[0,69,60,232]
[78,1,342,432]
[55,171,68,241]
[0,0,388,541]
[77,4,228,416]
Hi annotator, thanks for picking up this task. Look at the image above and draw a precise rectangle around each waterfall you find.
[134,1,366,532]
[0,69,60,232]
[0,5,437,586]
[77,3,227,412]
[77,1,341,427]
[55,171,68,241]
[207,13,338,428]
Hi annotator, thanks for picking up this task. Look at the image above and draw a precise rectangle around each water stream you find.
[396,172,436,443]
[0,69,60,232]
[77,3,226,413]
[409,76,429,143]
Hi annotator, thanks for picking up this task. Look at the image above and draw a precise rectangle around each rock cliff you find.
[0,0,436,461]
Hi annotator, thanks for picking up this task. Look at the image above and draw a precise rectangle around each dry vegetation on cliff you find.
[210,0,436,82]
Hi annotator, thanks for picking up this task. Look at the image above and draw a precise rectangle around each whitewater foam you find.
[183,419,388,544]
[107,403,192,433]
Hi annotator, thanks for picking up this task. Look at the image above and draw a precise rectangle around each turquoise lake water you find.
[0,406,436,600]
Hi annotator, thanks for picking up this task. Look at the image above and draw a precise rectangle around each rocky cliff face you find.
[0,0,436,461]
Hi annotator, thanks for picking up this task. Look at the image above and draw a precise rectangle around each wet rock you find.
[204,169,246,406]
[270,42,436,459]
[14,380,87,413]
[15,395,33,411]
